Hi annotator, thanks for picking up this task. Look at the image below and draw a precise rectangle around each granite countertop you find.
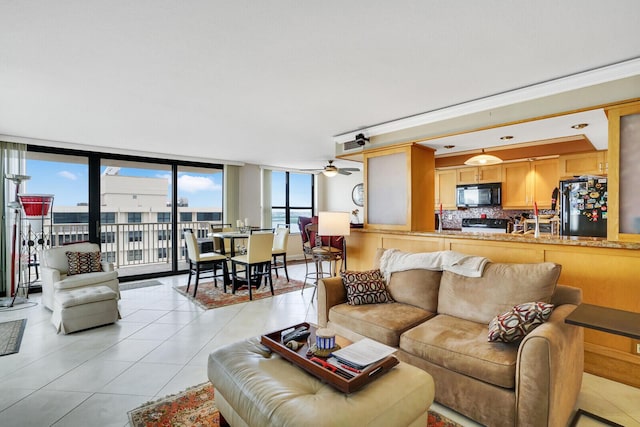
[352,228,640,250]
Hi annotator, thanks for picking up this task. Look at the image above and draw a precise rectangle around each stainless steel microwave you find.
[456,183,501,207]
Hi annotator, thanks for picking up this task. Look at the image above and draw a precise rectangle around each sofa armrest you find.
[515,304,584,427]
[317,277,348,327]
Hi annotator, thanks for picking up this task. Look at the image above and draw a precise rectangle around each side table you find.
[565,303,640,427]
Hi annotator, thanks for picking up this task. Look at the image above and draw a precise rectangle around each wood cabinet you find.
[434,169,457,210]
[456,165,502,184]
[531,159,560,209]
[607,101,640,242]
[502,159,559,209]
[364,143,435,231]
[558,151,608,178]
[501,162,531,209]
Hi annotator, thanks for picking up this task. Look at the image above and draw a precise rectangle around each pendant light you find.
[464,149,502,166]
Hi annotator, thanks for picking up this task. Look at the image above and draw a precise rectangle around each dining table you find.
[209,231,250,257]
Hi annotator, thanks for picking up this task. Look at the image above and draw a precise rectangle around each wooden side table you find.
[565,303,640,427]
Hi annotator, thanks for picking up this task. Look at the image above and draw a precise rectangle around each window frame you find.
[271,171,314,232]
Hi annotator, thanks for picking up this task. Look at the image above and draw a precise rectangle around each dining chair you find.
[230,232,274,300]
[271,225,289,282]
[183,229,230,297]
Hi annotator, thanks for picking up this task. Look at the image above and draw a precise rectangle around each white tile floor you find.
[0,262,639,427]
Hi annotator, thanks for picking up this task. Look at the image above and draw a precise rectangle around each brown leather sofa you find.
[317,249,584,427]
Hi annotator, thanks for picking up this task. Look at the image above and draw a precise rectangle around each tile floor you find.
[0,262,639,427]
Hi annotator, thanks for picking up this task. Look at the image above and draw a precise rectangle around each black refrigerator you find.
[560,177,607,237]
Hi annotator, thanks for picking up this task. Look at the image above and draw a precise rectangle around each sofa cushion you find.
[66,251,103,275]
[387,269,441,312]
[438,262,561,324]
[488,302,554,343]
[341,269,394,305]
[329,302,435,347]
[400,314,519,389]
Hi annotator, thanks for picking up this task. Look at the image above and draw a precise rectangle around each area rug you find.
[174,276,304,310]
[128,382,464,427]
[120,280,164,291]
[0,319,27,357]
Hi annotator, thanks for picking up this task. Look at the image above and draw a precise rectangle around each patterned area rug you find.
[174,276,304,310]
[0,319,27,357]
[128,382,464,427]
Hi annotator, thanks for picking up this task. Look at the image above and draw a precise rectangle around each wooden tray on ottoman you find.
[260,322,398,394]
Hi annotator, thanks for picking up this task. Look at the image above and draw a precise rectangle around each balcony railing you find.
[30,221,218,275]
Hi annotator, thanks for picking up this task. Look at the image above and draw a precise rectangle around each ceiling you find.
[2,2,640,172]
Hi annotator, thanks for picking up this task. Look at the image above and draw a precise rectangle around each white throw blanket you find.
[378,248,490,281]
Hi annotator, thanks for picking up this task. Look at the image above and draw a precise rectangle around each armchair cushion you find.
[66,251,103,275]
[42,242,103,274]
[53,270,119,291]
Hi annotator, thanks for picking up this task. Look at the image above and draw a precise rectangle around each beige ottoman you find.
[51,285,119,334]
[207,337,435,427]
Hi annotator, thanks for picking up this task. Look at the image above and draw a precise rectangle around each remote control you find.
[282,326,309,343]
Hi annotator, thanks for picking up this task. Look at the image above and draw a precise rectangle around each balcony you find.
[23,221,219,282]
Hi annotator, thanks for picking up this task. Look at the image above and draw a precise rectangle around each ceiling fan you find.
[303,160,361,177]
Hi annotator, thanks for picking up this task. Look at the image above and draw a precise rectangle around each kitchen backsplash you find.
[438,207,556,230]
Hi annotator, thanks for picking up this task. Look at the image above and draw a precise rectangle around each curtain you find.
[1,141,27,297]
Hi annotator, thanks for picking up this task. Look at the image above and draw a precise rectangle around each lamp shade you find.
[322,168,338,177]
[464,153,502,166]
[318,211,351,236]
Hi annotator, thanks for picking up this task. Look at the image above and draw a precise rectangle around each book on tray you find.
[330,338,397,370]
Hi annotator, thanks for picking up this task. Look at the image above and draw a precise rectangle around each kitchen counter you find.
[352,228,640,250]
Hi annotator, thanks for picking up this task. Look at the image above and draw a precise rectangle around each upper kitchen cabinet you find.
[364,142,435,231]
[501,162,530,209]
[607,101,640,242]
[435,169,457,210]
[456,165,502,184]
[501,159,559,210]
[531,159,559,209]
[558,151,608,178]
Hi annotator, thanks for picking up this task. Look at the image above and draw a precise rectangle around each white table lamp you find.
[318,211,351,239]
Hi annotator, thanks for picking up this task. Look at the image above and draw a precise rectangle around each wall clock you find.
[352,183,364,207]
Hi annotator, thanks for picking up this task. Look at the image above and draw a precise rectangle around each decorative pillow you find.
[341,269,394,306]
[66,251,103,275]
[488,302,554,343]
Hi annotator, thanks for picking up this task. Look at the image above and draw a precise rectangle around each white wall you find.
[237,164,261,227]
[318,170,364,223]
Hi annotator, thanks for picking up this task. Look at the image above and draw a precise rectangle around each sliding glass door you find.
[99,159,173,276]
[26,145,223,281]
[24,151,88,289]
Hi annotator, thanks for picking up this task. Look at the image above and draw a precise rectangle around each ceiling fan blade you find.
[340,168,360,172]
[338,169,352,175]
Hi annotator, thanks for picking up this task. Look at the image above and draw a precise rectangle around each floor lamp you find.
[1,174,31,307]
[318,211,351,274]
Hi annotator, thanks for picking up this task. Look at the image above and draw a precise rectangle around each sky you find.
[22,160,312,209]
[23,159,224,208]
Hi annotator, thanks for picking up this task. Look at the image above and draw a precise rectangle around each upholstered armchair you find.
[40,242,120,311]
